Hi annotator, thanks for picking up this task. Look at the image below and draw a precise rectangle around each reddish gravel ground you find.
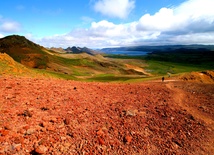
[0,76,213,154]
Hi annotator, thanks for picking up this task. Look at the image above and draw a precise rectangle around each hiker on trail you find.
[167,72,171,77]
[162,77,165,82]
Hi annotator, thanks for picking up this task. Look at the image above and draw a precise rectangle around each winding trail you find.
[166,82,214,129]
[165,81,214,153]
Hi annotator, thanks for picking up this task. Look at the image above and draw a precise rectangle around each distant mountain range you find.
[64,46,98,55]
[100,44,214,55]
[49,46,99,55]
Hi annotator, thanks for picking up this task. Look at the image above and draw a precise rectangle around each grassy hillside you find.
[105,47,214,77]
[0,35,49,69]
[0,53,48,77]
[1,35,213,82]
[144,49,214,75]
[0,35,149,81]
[0,53,30,76]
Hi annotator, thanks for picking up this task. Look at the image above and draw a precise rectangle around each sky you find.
[0,0,214,48]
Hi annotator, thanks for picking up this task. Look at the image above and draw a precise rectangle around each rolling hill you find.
[0,35,49,69]
[0,35,149,80]
[0,53,31,76]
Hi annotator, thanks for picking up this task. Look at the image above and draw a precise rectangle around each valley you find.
[0,35,214,154]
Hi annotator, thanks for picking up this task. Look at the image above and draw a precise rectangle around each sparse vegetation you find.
[104,47,214,78]
[0,35,214,82]
[87,74,142,82]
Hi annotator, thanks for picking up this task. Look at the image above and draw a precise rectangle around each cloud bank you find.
[0,21,20,33]
[0,16,21,35]
[94,0,135,19]
[35,0,214,48]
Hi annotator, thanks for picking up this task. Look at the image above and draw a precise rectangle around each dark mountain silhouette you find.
[64,46,97,55]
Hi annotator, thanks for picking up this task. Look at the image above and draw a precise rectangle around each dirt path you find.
[166,81,214,153]
[166,82,214,129]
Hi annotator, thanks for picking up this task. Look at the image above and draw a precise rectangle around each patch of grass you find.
[33,69,77,80]
[144,60,208,76]
[87,74,142,82]
[50,55,96,67]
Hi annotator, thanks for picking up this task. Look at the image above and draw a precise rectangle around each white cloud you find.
[137,0,214,33]
[170,32,214,45]
[137,8,176,31]
[94,0,135,19]
[24,33,34,40]
[90,20,127,37]
[35,0,214,48]
[0,21,20,32]
[175,0,214,22]
[0,15,21,33]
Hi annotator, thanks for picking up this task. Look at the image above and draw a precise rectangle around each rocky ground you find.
[0,76,214,155]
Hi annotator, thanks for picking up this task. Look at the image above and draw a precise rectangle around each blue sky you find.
[0,0,214,48]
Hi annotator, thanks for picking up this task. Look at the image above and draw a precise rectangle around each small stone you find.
[41,107,49,111]
[126,110,136,116]
[61,136,67,141]
[96,129,104,136]
[64,118,70,125]
[50,117,57,123]
[12,143,22,151]
[4,124,13,130]
[18,128,25,134]
[98,137,105,145]
[40,122,48,128]
[0,129,9,136]
[22,110,33,117]
[47,126,55,131]
[67,131,74,138]
[14,137,24,144]
[35,145,48,154]
[23,125,30,130]
[124,135,132,144]
[26,129,35,135]
[58,123,65,129]
[122,110,136,117]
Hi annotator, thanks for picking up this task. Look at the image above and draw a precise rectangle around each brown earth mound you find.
[20,54,48,69]
[0,53,31,75]
[179,70,214,83]
[0,77,213,154]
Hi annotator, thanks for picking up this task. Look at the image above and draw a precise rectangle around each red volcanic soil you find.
[0,77,214,154]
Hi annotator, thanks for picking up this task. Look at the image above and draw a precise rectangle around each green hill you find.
[0,35,49,69]
[0,35,149,81]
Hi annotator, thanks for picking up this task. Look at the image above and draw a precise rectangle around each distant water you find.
[106,50,149,56]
